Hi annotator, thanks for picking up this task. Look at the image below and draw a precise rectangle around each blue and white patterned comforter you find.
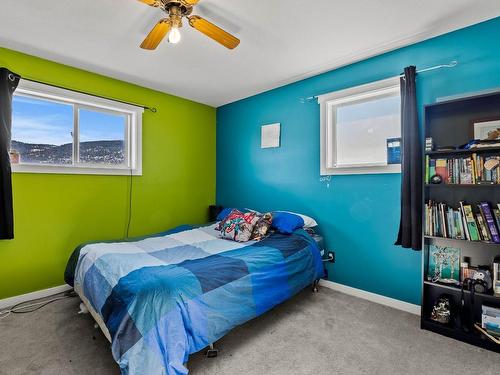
[65,223,324,375]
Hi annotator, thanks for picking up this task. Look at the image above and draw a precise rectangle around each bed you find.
[64,222,324,375]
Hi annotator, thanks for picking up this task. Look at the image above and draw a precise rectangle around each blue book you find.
[480,202,500,243]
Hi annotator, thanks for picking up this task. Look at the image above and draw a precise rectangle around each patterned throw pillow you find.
[215,208,259,230]
[215,208,243,231]
[219,209,260,242]
[215,210,233,231]
[250,212,273,241]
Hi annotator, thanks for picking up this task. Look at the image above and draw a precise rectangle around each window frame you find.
[318,77,401,176]
[11,79,143,176]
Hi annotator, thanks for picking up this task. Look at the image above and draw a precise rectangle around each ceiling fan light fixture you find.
[138,0,240,50]
[168,26,181,44]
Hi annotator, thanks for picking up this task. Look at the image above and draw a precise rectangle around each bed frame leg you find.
[78,302,89,315]
[205,343,219,358]
[312,280,319,293]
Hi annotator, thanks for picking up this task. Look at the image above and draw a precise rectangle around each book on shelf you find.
[476,214,490,241]
[493,208,500,233]
[435,158,447,182]
[425,154,499,185]
[463,204,480,241]
[479,202,500,243]
[425,201,500,243]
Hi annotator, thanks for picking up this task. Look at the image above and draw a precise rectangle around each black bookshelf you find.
[425,184,498,188]
[422,91,500,353]
[424,235,497,246]
[423,281,499,302]
[425,146,500,156]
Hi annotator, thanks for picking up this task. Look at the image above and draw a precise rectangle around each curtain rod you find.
[300,60,459,103]
[9,74,157,113]
[402,60,458,76]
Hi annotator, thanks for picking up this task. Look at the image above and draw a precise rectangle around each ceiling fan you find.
[137,0,240,50]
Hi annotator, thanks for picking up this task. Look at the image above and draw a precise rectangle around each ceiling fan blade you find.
[182,0,201,5]
[138,0,161,6]
[140,19,171,50]
[188,16,240,49]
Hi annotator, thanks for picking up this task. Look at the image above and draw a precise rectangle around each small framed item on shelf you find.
[427,245,460,284]
[470,117,500,141]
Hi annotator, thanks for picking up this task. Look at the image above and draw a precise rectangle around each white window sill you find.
[12,164,142,176]
[321,163,401,176]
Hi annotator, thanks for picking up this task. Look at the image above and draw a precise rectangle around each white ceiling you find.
[0,1,499,107]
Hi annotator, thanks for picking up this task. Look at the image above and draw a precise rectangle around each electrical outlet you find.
[326,251,335,263]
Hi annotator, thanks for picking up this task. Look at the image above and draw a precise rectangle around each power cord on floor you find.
[0,289,77,320]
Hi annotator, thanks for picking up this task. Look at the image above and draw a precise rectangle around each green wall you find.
[0,47,216,300]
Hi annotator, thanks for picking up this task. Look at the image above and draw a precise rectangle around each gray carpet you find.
[0,287,498,375]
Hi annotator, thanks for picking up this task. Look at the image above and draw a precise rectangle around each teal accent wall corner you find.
[216,17,500,305]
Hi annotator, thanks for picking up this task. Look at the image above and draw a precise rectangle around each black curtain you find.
[395,66,422,251]
[0,68,20,239]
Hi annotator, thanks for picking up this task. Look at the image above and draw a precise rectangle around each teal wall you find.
[216,17,500,305]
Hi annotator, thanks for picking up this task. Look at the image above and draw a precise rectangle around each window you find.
[10,80,142,175]
[319,77,401,175]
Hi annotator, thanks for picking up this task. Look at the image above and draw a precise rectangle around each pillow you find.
[277,211,318,228]
[219,209,260,242]
[250,212,273,241]
[271,211,304,234]
[215,207,239,230]
[216,207,260,221]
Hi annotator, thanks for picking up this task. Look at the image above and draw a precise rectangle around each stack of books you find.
[424,201,500,243]
[482,305,500,339]
[425,155,500,184]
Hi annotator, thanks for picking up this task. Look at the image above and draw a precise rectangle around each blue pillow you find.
[216,207,234,221]
[271,212,304,234]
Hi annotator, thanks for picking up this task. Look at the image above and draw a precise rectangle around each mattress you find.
[65,223,323,375]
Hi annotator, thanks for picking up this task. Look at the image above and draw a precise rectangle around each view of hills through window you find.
[10,95,126,166]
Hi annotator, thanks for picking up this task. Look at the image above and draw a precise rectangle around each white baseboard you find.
[1,281,420,316]
[320,279,421,316]
[0,284,72,310]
